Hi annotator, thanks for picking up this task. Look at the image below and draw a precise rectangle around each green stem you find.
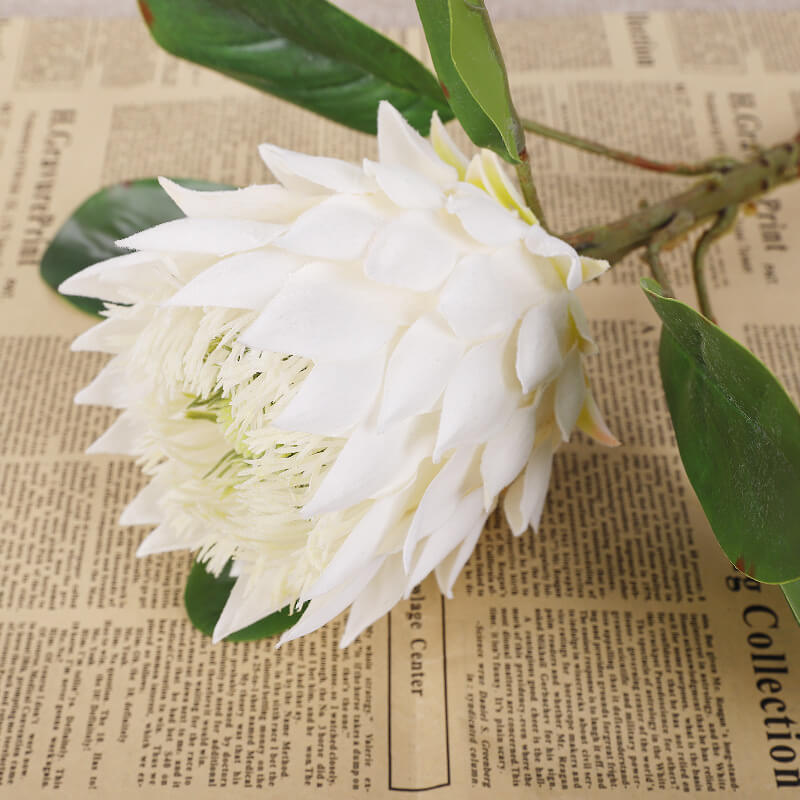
[521,117,739,176]
[692,205,738,323]
[644,209,695,296]
[515,150,548,229]
[563,134,800,263]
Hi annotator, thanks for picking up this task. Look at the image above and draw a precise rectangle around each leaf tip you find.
[138,0,154,29]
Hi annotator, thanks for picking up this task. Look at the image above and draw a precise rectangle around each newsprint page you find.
[1,10,800,799]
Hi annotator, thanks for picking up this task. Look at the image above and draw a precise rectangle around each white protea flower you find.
[62,102,617,647]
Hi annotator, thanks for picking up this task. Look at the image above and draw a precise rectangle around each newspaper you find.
[1,10,800,798]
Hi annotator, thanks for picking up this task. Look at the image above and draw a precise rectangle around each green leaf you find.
[781,579,800,624]
[447,0,524,163]
[42,177,231,317]
[416,0,520,163]
[184,558,307,642]
[139,0,451,135]
[642,278,800,584]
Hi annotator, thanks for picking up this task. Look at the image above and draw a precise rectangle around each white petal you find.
[475,150,536,224]
[136,523,203,557]
[404,446,478,570]
[577,390,620,447]
[580,256,610,283]
[304,490,412,599]
[86,411,144,455]
[75,356,137,408]
[438,245,547,340]
[406,489,486,591]
[435,512,486,597]
[434,336,519,461]
[446,186,528,246]
[554,348,586,440]
[301,415,436,518]
[272,348,386,436]
[59,251,171,304]
[365,210,459,291]
[241,262,415,362]
[430,111,469,178]
[515,300,566,393]
[377,101,457,186]
[480,404,537,508]
[71,316,146,354]
[118,217,285,256]
[119,478,165,526]
[212,568,285,643]
[378,315,463,430]
[276,195,382,261]
[503,441,554,535]
[363,159,443,209]
[525,225,582,290]
[278,558,383,646]
[341,558,408,647]
[158,177,310,222]
[167,250,304,310]
[259,143,374,195]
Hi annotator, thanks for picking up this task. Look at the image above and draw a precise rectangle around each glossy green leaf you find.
[41,177,231,317]
[642,278,800,584]
[139,0,451,135]
[447,0,524,163]
[781,579,800,624]
[415,0,507,158]
[184,558,307,642]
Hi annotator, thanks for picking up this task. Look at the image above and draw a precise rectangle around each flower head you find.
[62,102,616,647]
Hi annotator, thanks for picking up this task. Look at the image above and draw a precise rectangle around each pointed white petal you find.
[569,295,597,354]
[515,300,566,393]
[71,316,145,354]
[378,315,463,430]
[158,177,310,222]
[75,356,136,408]
[430,111,469,178]
[521,442,555,532]
[377,101,457,186]
[404,446,477,570]
[301,415,436,518]
[167,250,304,310]
[503,472,527,536]
[480,404,537,508]
[363,159,443,209]
[446,187,528,246]
[524,225,582,290]
[477,150,536,224]
[580,256,610,283]
[59,251,169,304]
[438,246,546,340]
[577,390,620,447]
[554,348,586,440]
[119,478,165,526]
[212,569,285,643]
[276,195,382,261]
[241,262,415,362]
[365,209,458,291]
[278,558,383,646]
[406,489,486,591]
[259,143,374,195]
[341,557,408,647]
[434,336,519,461]
[86,411,144,455]
[136,523,203,557]
[272,348,385,436]
[118,217,285,256]
[304,490,412,599]
[435,512,486,597]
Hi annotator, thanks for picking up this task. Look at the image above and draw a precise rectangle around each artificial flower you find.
[61,101,616,647]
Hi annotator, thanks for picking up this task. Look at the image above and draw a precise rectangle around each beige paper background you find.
[1,10,800,798]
